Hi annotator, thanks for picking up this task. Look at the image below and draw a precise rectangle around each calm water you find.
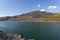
[0,22,60,40]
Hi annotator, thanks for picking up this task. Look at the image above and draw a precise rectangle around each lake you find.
[0,22,60,40]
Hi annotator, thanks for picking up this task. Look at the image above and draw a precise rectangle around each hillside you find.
[0,11,60,22]
[7,11,53,22]
[19,11,53,18]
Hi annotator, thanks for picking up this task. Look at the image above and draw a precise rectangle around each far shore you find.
[0,21,60,22]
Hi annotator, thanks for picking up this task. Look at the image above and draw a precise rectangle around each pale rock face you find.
[18,35,21,38]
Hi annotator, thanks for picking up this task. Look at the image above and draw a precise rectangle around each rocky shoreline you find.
[0,31,34,40]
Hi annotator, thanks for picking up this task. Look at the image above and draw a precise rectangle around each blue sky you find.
[0,0,60,17]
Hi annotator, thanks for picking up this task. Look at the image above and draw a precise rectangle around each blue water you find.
[0,21,60,40]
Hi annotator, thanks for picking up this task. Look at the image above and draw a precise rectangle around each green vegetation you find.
[40,13,60,21]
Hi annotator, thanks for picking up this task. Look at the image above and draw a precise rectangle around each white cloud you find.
[48,6,57,9]
[37,4,40,7]
[40,9,45,11]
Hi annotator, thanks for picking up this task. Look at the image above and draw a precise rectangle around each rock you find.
[0,31,34,40]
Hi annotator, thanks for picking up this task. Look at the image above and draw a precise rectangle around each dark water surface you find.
[0,22,60,40]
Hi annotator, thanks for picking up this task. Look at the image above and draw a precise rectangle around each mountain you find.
[1,11,60,21]
[0,16,12,21]
[7,11,53,21]
[19,11,53,18]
